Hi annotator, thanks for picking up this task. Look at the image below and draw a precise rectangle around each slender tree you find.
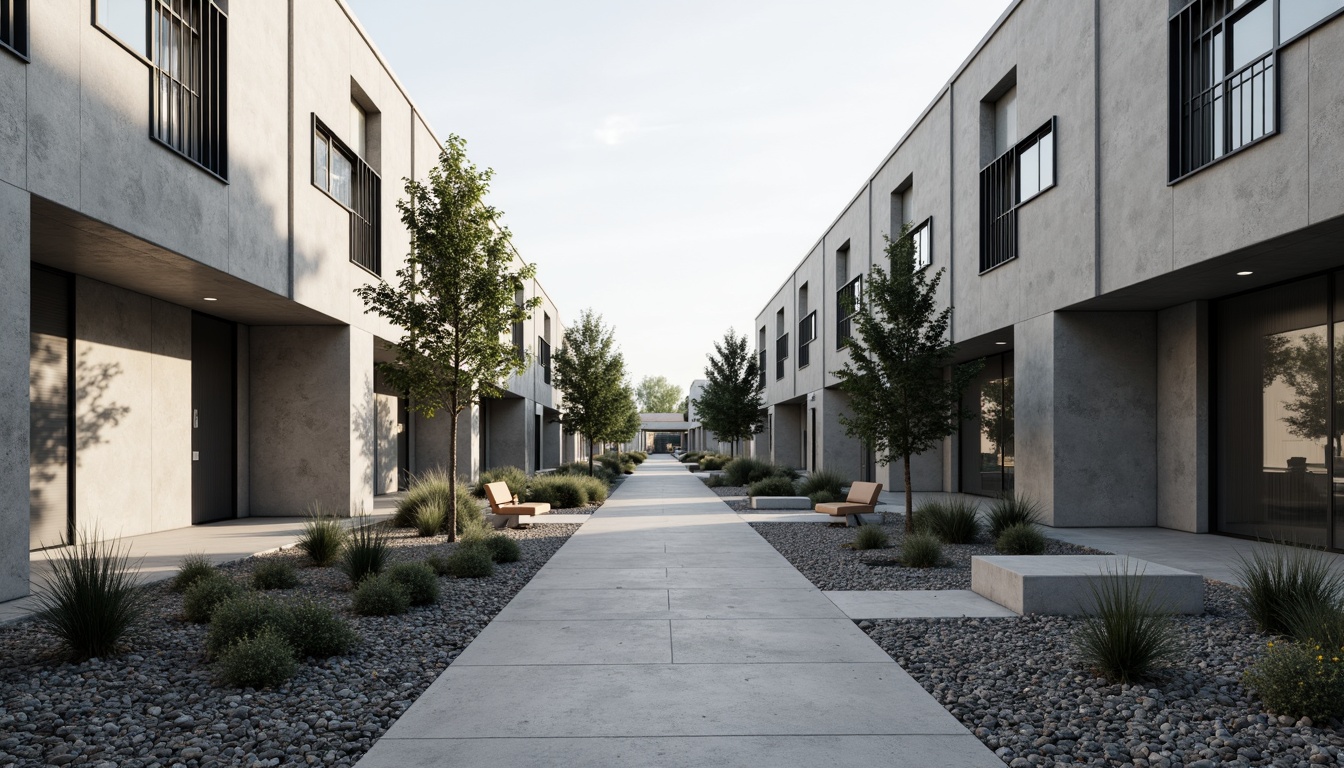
[356,135,539,541]
[693,329,764,457]
[833,223,980,533]
[553,310,629,475]
[635,376,684,413]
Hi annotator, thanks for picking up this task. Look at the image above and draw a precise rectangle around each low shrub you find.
[808,490,839,505]
[215,629,297,689]
[919,499,981,545]
[32,529,149,661]
[285,599,356,658]
[250,560,300,591]
[680,452,703,464]
[397,470,483,536]
[850,525,889,550]
[1074,564,1182,683]
[1234,541,1344,636]
[340,518,390,584]
[1245,640,1344,721]
[425,554,451,577]
[183,573,243,624]
[526,475,589,509]
[443,543,495,578]
[986,492,1043,539]
[626,451,648,464]
[351,574,411,616]
[483,534,522,563]
[748,476,797,497]
[473,466,529,497]
[723,457,772,486]
[386,562,440,606]
[797,470,846,499]
[172,553,216,594]
[206,593,291,658]
[297,505,346,567]
[1284,598,1344,650]
[995,522,1047,555]
[698,454,730,471]
[703,474,732,488]
[414,501,447,537]
[901,533,943,568]
[555,461,616,484]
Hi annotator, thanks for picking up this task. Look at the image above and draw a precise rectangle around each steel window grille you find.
[539,337,552,385]
[313,117,382,274]
[775,333,789,380]
[151,0,227,178]
[758,350,766,390]
[1170,0,1277,180]
[0,0,27,58]
[836,276,863,347]
[798,311,817,368]
[979,118,1055,273]
[906,218,933,270]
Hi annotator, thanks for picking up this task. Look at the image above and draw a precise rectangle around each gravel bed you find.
[749,519,1103,590]
[865,582,1344,767]
[0,523,580,768]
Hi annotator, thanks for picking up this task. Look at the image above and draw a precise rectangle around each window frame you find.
[905,216,934,271]
[775,330,789,381]
[93,0,150,63]
[798,310,817,369]
[146,0,228,182]
[1,0,30,61]
[312,114,383,276]
[836,274,864,348]
[312,116,356,210]
[978,117,1057,275]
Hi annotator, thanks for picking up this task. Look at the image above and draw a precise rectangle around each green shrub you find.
[919,499,981,545]
[215,629,297,689]
[986,492,1043,539]
[285,599,356,658]
[340,519,390,584]
[797,470,846,498]
[526,475,589,509]
[698,455,729,471]
[386,562,440,606]
[415,500,447,537]
[703,473,732,488]
[1245,640,1344,721]
[724,457,772,486]
[680,452,703,464]
[483,534,521,563]
[626,451,648,464]
[995,522,1047,555]
[850,525,889,550]
[172,553,216,594]
[397,469,483,535]
[1074,564,1183,683]
[1284,598,1344,650]
[443,543,495,578]
[297,506,346,567]
[748,476,797,497]
[250,560,300,590]
[901,533,943,568]
[206,593,292,658]
[555,461,616,484]
[473,466,529,497]
[1234,542,1344,636]
[808,490,839,505]
[183,573,243,624]
[351,574,411,616]
[425,554,451,577]
[32,529,149,661]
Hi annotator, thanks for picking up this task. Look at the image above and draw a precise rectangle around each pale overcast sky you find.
[347,0,1010,397]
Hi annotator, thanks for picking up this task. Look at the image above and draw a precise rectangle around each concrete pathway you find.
[825,589,1017,620]
[356,455,1000,768]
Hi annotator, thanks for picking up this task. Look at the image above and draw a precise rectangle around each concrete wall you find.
[0,185,29,601]
[1156,302,1210,533]
[483,398,527,471]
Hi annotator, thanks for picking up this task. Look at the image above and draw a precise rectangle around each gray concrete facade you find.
[752,1,1344,538]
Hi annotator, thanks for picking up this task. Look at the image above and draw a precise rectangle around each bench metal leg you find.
[491,515,520,530]
[845,513,866,528]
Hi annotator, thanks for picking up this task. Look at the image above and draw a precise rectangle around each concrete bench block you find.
[750,496,812,510]
[971,555,1203,616]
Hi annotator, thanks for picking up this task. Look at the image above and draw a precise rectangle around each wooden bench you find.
[814,481,883,527]
[484,481,550,529]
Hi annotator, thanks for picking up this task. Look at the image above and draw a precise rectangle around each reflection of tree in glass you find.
[1262,330,1341,462]
[980,377,1014,459]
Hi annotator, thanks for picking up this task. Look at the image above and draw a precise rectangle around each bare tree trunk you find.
[588,437,595,477]
[447,394,459,543]
[903,454,914,535]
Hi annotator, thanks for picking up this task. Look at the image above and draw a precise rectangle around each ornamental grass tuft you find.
[297,504,346,567]
[250,559,300,591]
[340,516,390,585]
[32,528,149,661]
[172,553,216,594]
[901,533,943,568]
[918,499,982,544]
[995,522,1047,555]
[797,470,846,499]
[414,500,447,538]
[986,492,1043,540]
[1074,562,1183,684]
[1234,540,1344,636]
[850,524,889,551]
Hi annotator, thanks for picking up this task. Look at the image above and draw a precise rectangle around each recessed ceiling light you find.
[203,297,218,301]
[1236,271,1253,276]
[995,341,1007,345]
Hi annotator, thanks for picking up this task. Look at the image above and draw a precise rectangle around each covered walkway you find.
[356,455,998,767]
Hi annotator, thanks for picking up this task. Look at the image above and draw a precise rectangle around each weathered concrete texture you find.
[249,326,367,517]
[825,590,1017,620]
[374,393,398,494]
[820,388,861,478]
[483,397,527,471]
[455,405,479,480]
[971,555,1203,616]
[0,187,30,602]
[1308,20,1344,224]
[1016,312,1157,527]
[542,415,561,469]
[768,403,802,468]
[1156,302,1209,533]
[148,299,191,533]
[349,327,375,515]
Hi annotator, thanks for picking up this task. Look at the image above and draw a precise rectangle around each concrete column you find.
[483,397,527,470]
[456,405,480,481]
[1157,302,1210,533]
[0,186,29,601]
[543,414,562,468]
[819,388,861,480]
[1015,311,1158,527]
[770,404,802,468]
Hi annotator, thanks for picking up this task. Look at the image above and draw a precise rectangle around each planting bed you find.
[0,524,579,768]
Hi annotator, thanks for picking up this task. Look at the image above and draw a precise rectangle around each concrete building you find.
[754,0,1344,546]
[685,379,755,457]
[1,0,572,602]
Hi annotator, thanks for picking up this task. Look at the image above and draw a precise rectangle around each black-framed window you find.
[96,0,147,58]
[798,311,817,368]
[313,116,381,275]
[837,275,863,347]
[1,0,28,59]
[150,0,227,179]
[757,350,766,390]
[979,117,1056,273]
[775,332,789,380]
[906,217,933,271]
[539,336,552,385]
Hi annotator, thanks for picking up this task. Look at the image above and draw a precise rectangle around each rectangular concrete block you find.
[971,555,1203,615]
[750,496,812,510]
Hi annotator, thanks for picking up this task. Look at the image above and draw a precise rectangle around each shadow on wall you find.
[352,372,376,511]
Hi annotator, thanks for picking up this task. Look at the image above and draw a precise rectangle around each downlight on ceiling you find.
[995,341,1008,345]
[203,297,218,301]
[1237,271,1254,276]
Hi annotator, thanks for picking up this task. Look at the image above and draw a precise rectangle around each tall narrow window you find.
[313,116,382,274]
[980,117,1056,273]
[758,327,767,390]
[837,275,863,348]
[512,289,525,362]
[906,218,933,271]
[540,312,552,385]
[775,309,788,381]
[351,100,368,160]
[1,0,28,58]
[150,0,227,178]
[798,283,816,368]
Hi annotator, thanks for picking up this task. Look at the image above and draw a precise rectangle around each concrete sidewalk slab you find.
[825,590,1019,620]
[670,619,893,664]
[454,620,673,666]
